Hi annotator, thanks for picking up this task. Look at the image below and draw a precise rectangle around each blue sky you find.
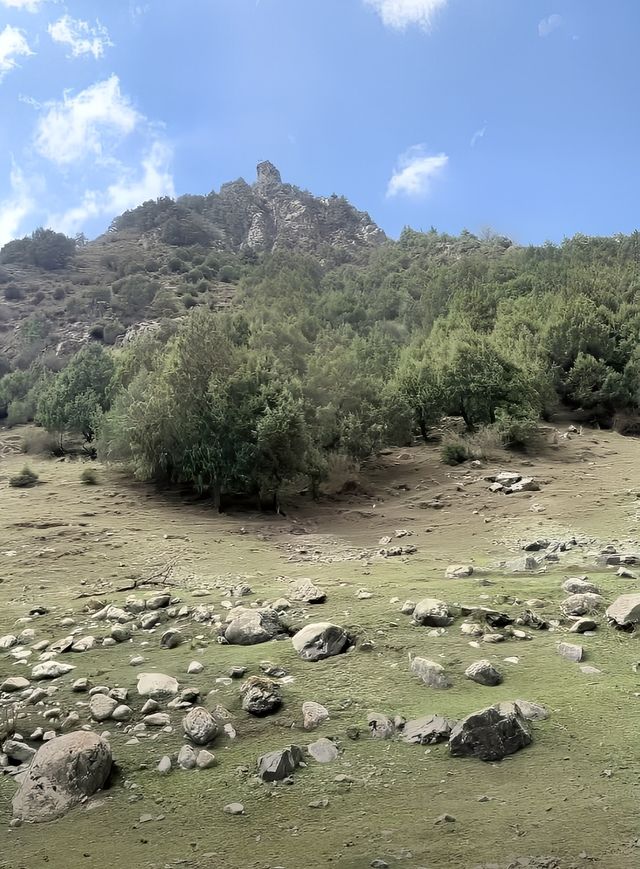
[0,0,639,246]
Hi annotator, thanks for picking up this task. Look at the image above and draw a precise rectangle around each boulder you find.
[307,737,339,763]
[562,577,600,595]
[410,657,452,689]
[561,593,605,616]
[569,617,598,634]
[0,635,18,650]
[257,745,303,782]
[465,660,503,686]
[182,707,219,745]
[12,732,112,823]
[290,579,326,604]
[402,714,456,745]
[302,701,329,730]
[136,672,179,700]
[224,609,282,646]
[446,565,473,579]
[504,478,540,494]
[557,642,583,662]
[413,598,453,627]
[160,629,183,649]
[493,700,548,721]
[146,593,171,610]
[367,712,395,739]
[240,676,282,716]
[1,676,31,693]
[3,739,37,763]
[606,593,640,628]
[291,622,350,662]
[177,745,197,770]
[89,694,118,722]
[449,705,532,761]
[31,661,75,680]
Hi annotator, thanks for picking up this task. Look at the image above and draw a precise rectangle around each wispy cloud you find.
[0,24,33,81]
[0,164,35,246]
[48,16,113,60]
[538,14,562,37]
[34,76,140,166]
[470,125,486,148]
[0,0,44,11]
[387,145,448,197]
[129,2,150,24]
[50,141,175,235]
[364,0,448,31]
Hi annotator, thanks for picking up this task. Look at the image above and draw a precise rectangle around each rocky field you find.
[0,425,639,869]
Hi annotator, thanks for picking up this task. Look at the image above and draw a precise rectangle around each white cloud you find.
[129,2,150,24]
[364,0,448,30]
[48,15,113,60]
[387,145,448,197]
[0,0,44,11]
[0,24,33,81]
[0,165,35,246]
[50,141,175,235]
[34,76,140,166]
[538,14,562,37]
[470,125,486,148]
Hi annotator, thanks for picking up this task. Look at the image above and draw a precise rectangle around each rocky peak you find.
[255,161,283,194]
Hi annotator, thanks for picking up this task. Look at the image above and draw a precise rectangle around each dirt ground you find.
[0,424,639,869]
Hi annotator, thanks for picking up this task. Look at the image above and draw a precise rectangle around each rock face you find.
[410,657,452,689]
[413,598,453,627]
[205,163,386,255]
[224,609,282,645]
[12,732,112,823]
[606,593,640,628]
[449,705,532,761]
[182,707,219,745]
[291,622,350,661]
[257,745,304,781]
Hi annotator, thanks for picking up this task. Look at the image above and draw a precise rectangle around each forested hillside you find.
[2,166,640,508]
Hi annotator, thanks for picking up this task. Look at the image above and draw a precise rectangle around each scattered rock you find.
[413,598,453,627]
[292,622,350,662]
[136,673,179,700]
[177,745,197,770]
[402,714,455,745]
[224,802,245,815]
[196,750,216,769]
[557,642,583,662]
[157,756,172,774]
[182,707,219,745]
[307,737,339,763]
[302,701,330,730]
[224,609,282,645]
[606,593,640,628]
[1,676,31,693]
[160,629,183,649]
[465,660,503,686]
[410,657,452,689]
[562,577,600,595]
[12,732,112,823]
[569,617,598,634]
[89,694,118,722]
[31,661,75,680]
[257,745,303,781]
[290,579,326,604]
[367,712,395,739]
[446,564,473,578]
[561,593,605,616]
[449,705,532,761]
[241,676,282,716]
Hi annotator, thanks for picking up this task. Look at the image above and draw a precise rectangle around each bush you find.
[52,285,66,301]
[21,429,58,456]
[4,284,23,301]
[441,436,471,465]
[9,465,39,488]
[494,413,542,452]
[80,467,98,485]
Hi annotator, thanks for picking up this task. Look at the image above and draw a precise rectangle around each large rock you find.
[224,609,282,645]
[561,593,605,616]
[562,577,600,595]
[89,694,118,722]
[493,700,548,721]
[257,745,304,781]
[465,660,503,686]
[1,676,31,693]
[307,737,339,763]
[557,642,583,662]
[136,672,179,700]
[606,593,640,628]
[413,598,453,627]
[290,579,326,604]
[31,661,75,680]
[449,705,532,761]
[182,707,219,745]
[402,714,456,745]
[410,657,452,689]
[291,622,350,662]
[302,701,329,730]
[241,676,282,716]
[12,732,112,822]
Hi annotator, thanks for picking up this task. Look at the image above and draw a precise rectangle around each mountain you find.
[0,163,387,365]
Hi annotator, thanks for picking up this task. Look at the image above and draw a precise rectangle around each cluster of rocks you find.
[485,471,541,495]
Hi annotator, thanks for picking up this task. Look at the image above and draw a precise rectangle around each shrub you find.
[4,284,23,301]
[9,465,39,488]
[80,467,98,485]
[32,290,45,305]
[52,285,66,301]
[494,413,542,452]
[21,429,58,456]
[441,436,471,465]
[89,324,105,341]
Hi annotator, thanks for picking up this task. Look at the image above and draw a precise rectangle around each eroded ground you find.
[0,426,639,869]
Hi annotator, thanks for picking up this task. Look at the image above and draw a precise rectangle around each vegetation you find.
[80,467,98,485]
[9,465,39,488]
[0,228,76,270]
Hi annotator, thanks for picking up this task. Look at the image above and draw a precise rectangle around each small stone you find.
[144,713,171,727]
[410,657,451,689]
[157,756,172,774]
[307,737,339,763]
[196,750,216,769]
[112,705,133,722]
[557,642,583,663]
[302,701,329,731]
[223,802,245,815]
[187,661,204,675]
[435,813,456,824]
[160,629,183,649]
[182,707,219,745]
[90,694,118,722]
[465,660,503,686]
[1,676,31,693]
[177,745,197,770]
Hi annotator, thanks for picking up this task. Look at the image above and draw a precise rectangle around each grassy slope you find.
[0,427,639,869]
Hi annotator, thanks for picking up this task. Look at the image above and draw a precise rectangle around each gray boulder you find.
[557,642,583,662]
[413,598,453,627]
[291,622,350,661]
[31,661,75,680]
[136,672,179,700]
[160,629,183,649]
[241,676,282,716]
[302,701,329,730]
[402,714,456,745]
[12,732,112,822]
[307,737,339,763]
[367,712,395,739]
[465,660,503,686]
[606,593,640,628]
[182,707,219,745]
[561,593,605,616]
[562,577,600,595]
[89,694,118,722]
[257,745,304,781]
[449,705,532,761]
[410,657,452,689]
[290,579,326,604]
[493,700,548,721]
[3,739,37,764]
[224,609,282,645]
